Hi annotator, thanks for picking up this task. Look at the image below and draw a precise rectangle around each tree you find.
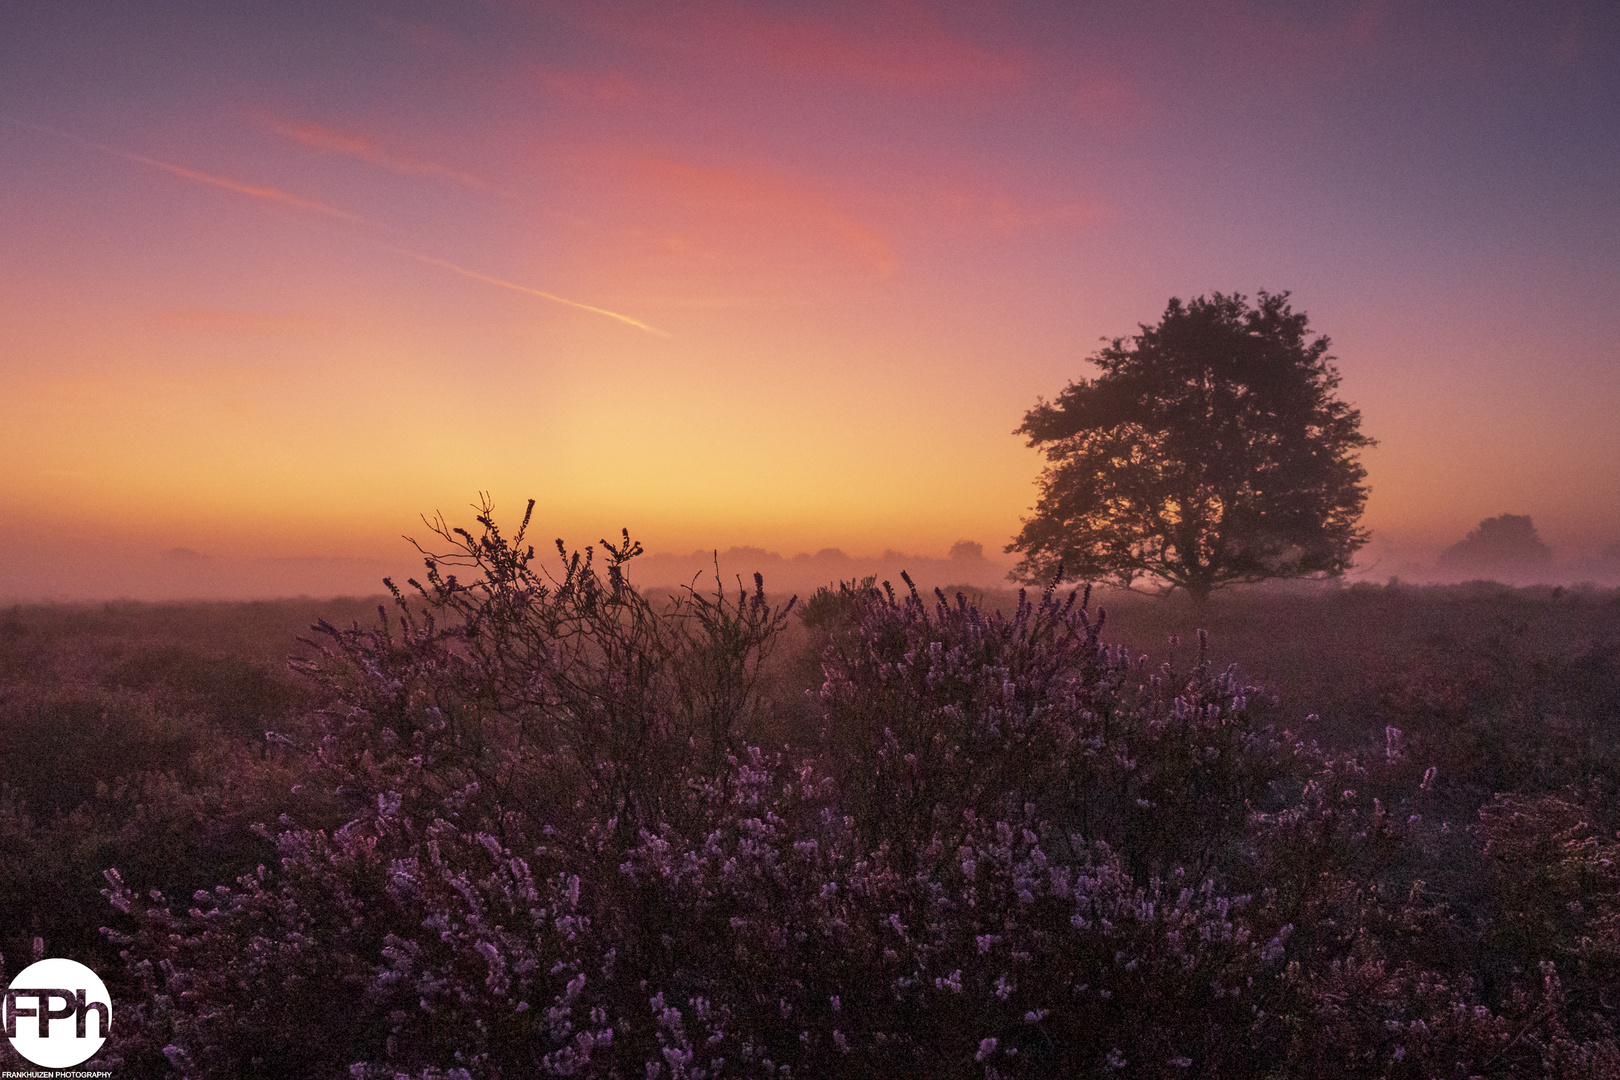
[1436,513,1553,580]
[1008,291,1374,602]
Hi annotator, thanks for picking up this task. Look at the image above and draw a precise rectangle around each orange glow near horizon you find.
[2,2,1618,599]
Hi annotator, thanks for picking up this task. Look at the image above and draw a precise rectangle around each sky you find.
[2,0,1617,598]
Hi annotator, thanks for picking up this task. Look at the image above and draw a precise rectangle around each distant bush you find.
[1438,514,1555,582]
[91,502,1620,1078]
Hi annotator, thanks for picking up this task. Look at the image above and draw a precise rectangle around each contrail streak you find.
[121,152,371,223]
[2,116,668,337]
[387,248,671,337]
[1,116,367,223]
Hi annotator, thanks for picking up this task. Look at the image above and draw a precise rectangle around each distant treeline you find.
[632,539,1010,593]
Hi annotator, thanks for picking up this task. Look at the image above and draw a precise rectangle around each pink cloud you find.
[264,116,493,192]
[546,140,1102,288]
[614,153,898,275]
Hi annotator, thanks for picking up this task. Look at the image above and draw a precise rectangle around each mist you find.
[1358,515,1620,588]
[0,534,1016,603]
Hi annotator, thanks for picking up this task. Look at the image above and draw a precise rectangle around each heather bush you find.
[75,507,1620,1076]
[1477,787,1620,1045]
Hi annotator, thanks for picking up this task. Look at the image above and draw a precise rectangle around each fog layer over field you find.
[4,526,1619,602]
[0,536,1013,602]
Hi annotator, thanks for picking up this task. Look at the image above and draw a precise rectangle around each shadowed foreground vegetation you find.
[1,522,1618,1077]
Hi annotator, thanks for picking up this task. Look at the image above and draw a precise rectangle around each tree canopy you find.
[1437,514,1553,579]
[1008,291,1374,601]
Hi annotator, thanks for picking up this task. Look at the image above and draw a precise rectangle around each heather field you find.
[2,549,1618,1077]
[7,3,1618,1075]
